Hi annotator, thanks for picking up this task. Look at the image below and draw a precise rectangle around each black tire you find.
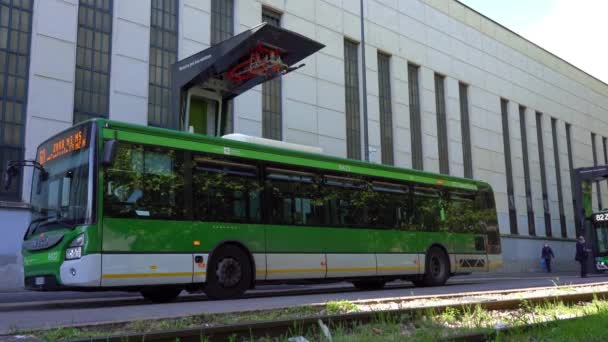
[204,244,252,300]
[352,279,386,291]
[417,247,450,287]
[140,287,182,303]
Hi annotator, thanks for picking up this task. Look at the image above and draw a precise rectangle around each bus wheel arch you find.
[414,244,451,287]
[205,241,255,299]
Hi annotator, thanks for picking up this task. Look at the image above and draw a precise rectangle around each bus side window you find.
[369,181,409,229]
[265,167,324,226]
[103,143,185,220]
[444,189,478,233]
[477,187,500,253]
[322,175,367,227]
[192,155,261,223]
[412,186,442,231]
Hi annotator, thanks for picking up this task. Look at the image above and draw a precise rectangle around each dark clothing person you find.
[541,246,555,272]
[576,240,590,278]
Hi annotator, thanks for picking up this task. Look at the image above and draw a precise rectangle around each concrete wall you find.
[0,206,29,291]
[2,0,608,290]
[501,236,577,273]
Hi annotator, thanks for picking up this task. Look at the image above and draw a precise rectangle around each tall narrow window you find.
[566,123,577,233]
[377,52,393,165]
[592,132,602,210]
[603,137,608,165]
[74,0,113,124]
[344,39,361,160]
[435,74,448,174]
[211,0,234,134]
[0,0,33,201]
[148,0,178,128]
[501,99,518,235]
[211,0,233,45]
[552,118,567,238]
[519,106,535,235]
[408,64,423,170]
[261,8,282,140]
[536,112,551,237]
[459,83,473,178]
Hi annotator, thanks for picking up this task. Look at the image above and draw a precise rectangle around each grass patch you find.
[497,310,608,341]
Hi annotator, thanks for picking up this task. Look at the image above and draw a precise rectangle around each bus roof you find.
[90,118,490,191]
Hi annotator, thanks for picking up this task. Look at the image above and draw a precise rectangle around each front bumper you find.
[24,254,102,290]
[24,275,60,291]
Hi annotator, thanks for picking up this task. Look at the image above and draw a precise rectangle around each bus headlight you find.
[65,234,85,260]
[65,247,82,260]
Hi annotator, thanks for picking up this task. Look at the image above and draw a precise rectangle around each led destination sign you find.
[593,212,608,223]
[37,124,91,165]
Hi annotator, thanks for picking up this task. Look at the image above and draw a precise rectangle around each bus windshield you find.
[28,123,94,236]
[596,224,608,254]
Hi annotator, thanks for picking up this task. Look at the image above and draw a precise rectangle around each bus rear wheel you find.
[140,287,182,303]
[204,244,252,300]
[352,279,386,291]
[414,247,450,287]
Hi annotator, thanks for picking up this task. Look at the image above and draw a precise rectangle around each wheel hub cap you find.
[431,256,442,277]
[216,257,242,288]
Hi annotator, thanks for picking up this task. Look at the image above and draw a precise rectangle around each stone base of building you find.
[0,255,24,292]
[499,235,578,273]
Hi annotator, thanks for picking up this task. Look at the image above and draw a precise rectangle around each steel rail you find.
[5,279,606,312]
[69,290,608,342]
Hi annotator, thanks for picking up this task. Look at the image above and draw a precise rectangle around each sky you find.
[459,0,608,84]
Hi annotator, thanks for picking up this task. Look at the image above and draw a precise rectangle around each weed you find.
[326,300,359,315]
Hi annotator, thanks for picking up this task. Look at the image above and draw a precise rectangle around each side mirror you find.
[3,165,18,191]
[102,140,118,167]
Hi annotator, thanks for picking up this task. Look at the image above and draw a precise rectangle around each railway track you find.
[4,278,606,312]
[67,287,608,342]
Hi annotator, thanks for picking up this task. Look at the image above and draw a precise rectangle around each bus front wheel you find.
[414,247,450,287]
[204,244,252,300]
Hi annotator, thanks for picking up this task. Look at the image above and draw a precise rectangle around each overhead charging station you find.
[170,22,324,136]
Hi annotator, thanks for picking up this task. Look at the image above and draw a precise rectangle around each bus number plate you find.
[35,277,45,286]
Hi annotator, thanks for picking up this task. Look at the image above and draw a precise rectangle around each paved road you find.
[1,272,606,334]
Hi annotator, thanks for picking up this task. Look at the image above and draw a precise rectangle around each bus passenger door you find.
[264,168,327,280]
[101,142,194,287]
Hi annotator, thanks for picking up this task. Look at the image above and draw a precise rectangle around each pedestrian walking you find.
[575,236,591,278]
[541,243,554,272]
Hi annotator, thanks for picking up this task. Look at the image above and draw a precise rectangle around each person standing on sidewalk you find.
[575,236,591,278]
[541,243,555,272]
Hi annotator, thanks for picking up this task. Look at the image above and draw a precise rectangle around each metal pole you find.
[360,0,370,161]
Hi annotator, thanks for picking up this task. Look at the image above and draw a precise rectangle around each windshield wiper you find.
[24,216,52,239]
[28,210,77,237]
[39,217,76,229]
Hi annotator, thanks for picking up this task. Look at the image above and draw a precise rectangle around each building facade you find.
[1,0,608,290]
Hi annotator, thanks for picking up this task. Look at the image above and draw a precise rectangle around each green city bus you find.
[8,119,502,301]
[591,210,608,271]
